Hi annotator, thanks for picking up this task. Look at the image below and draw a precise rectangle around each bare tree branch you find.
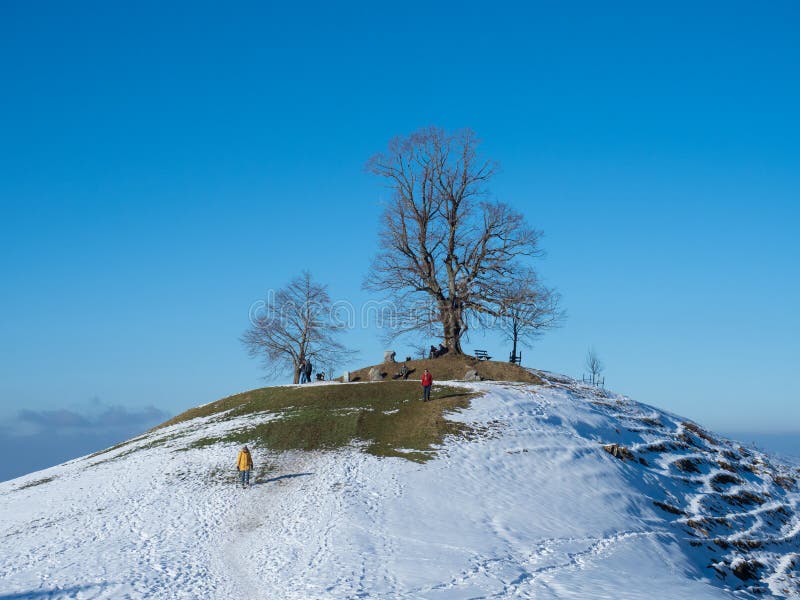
[365,126,562,354]
[499,276,566,360]
[242,271,355,383]
[585,347,604,385]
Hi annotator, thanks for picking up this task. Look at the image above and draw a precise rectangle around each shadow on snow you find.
[0,584,109,599]
[257,472,314,485]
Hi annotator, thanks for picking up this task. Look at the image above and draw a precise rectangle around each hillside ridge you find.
[1,371,798,598]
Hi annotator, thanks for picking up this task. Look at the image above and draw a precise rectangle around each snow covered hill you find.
[2,372,799,599]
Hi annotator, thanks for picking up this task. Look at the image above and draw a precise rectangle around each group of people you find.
[428,343,449,359]
[298,358,314,383]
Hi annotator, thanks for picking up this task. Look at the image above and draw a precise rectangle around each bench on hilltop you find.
[474,349,491,361]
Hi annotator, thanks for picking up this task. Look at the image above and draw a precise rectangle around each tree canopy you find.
[365,126,561,353]
[242,271,350,383]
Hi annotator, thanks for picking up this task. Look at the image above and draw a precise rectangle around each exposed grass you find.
[773,475,797,490]
[681,421,720,445]
[344,355,542,385]
[161,381,478,463]
[16,476,57,490]
[653,500,685,516]
[88,433,150,459]
[637,416,663,428]
[686,518,710,536]
[673,457,702,473]
[732,559,764,581]
[88,432,186,467]
[143,359,531,463]
[724,491,767,507]
[711,472,743,490]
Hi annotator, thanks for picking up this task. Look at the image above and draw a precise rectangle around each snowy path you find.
[1,379,797,598]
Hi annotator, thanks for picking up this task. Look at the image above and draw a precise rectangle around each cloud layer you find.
[0,402,170,482]
[15,405,167,434]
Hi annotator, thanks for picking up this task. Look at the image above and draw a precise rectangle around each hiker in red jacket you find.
[421,369,433,401]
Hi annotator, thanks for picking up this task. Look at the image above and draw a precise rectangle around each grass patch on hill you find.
[16,476,57,490]
[164,381,478,463]
[344,354,542,385]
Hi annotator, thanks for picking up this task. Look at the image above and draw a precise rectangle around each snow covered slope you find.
[2,373,798,599]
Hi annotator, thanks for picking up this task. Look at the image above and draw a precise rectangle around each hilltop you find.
[1,369,799,599]
[343,354,542,384]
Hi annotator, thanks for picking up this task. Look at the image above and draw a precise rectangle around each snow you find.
[1,374,798,599]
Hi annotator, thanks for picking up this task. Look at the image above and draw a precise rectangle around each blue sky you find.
[1,1,799,479]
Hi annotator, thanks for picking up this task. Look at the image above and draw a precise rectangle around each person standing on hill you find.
[421,368,433,401]
[236,445,254,488]
[304,358,313,383]
[299,359,308,383]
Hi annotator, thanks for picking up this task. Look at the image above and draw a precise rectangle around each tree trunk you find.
[293,359,302,384]
[442,307,465,354]
[511,322,518,362]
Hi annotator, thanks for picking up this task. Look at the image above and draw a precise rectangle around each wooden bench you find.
[474,349,491,361]
[509,351,522,365]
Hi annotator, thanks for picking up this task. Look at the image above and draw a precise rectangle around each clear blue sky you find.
[1,1,799,479]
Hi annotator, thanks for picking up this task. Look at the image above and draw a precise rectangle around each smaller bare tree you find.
[411,344,428,360]
[499,279,564,363]
[585,347,604,386]
[242,271,352,383]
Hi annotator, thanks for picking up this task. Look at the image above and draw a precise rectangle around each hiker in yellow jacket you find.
[236,446,254,488]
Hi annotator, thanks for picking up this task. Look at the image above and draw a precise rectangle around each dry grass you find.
[732,559,764,581]
[673,457,702,473]
[16,476,57,490]
[773,475,796,490]
[343,354,542,385]
[686,518,710,536]
[653,500,685,515]
[681,421,720,445]
[711,472,743,490]
[159,381,479,463]
[724,490,767,507]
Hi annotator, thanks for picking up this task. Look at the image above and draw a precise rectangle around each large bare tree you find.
[242,271,350,383]
[365,126,558,354]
